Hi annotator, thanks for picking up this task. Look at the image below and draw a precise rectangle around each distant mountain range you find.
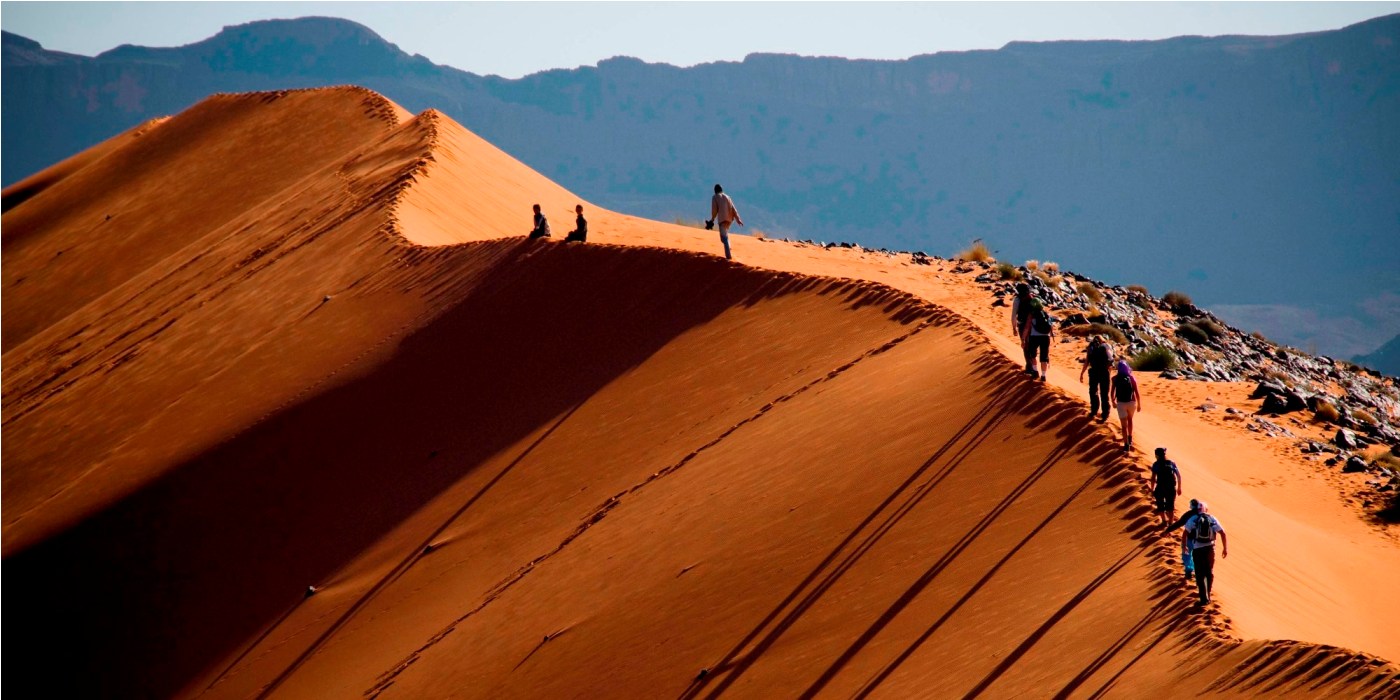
[1355,333,1400,376]
[4,15,1398,357]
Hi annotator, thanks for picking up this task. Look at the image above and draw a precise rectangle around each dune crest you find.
[3,87,1397,699]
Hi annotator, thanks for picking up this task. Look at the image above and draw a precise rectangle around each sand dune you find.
[3,87,1397,699]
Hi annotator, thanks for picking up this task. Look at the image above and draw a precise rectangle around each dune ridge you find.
[2,87,1397,699]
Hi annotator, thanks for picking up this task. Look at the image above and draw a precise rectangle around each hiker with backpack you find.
[1110,360,1141,451]
[1078,335,1114,421]
[1181,501,1228,605]
[1019,295,1055,381]
[564,204,588,242]
[1011,283,1036,375]
[1148,447,1183,527]
[709,184,743,260]
[1166,498,1203,581]
[528,204,551,239]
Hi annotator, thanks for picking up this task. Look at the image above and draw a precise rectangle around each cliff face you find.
[5,16,1400,351]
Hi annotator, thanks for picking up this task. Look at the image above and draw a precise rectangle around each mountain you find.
[4,15,1400,356]
[1355,333,1400,376]
[4,85,1400,699]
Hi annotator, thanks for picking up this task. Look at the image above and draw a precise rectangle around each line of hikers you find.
[1012,286,1227,606]
[1150,446,1230,606]
[524,184,745,260]
[1011,282,1142,452]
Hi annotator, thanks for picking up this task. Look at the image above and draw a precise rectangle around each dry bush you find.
[1049,274,1065,288]
[1131,346,1178,371]
[1313,401,1340,424]
[1175,322,1210,345]
[1061,322,1128,344]
[1194,319,1225,338]
[1025,259,1040,271]
[672,217,707,229]
[958,240,993,262]
[1127,284,1149,296]
[1251,331,1272,344]
[751,229,767,240]
[995,262,1021,280]
[1163,290,1194,308]
[1077,281,1104,304]
[1042,261,1060,274]
[1354,409,1379,426]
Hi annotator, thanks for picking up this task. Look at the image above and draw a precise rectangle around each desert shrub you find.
[751,229,767,240]
[1127,284,1149,296]
[1077,281,1104,304]
[1130,345,1178,371]
[1372,452,1400,471]
[995,262,1021,280]
[1193,318,1225,338]
[1163,290,1194,308]
[1061,323,1128,345]
[1048,274,1065,289]
[1042,261,1060,274]
[1250,331,1272,344]
[957,240,993,262]
[1313,401,1340,424]
[1354,409,1379,426]
[1175,322,1210,345]
[1025,259,1040,271]
[672,217,707,228]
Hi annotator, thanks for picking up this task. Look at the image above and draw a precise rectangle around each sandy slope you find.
[3,87,1397,699]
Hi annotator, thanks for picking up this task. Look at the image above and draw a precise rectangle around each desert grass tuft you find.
[1127,284,1149,296]
[1130,345,1178,371]
[995,262,1021,280]
[1163,290,1194,309]
[1042,261,1060,274]
[1354,409,1379,426]
[1313,401,1340,424]
[957,240,993,263]
[1077,281,1103,304]
[1025,259,1040,271]
[1061,322,1128,345]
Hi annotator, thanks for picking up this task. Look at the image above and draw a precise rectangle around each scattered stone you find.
[1342,456,1369,473]
[305,585,318,598]
[1258,393,1290,415]
[1334,429,1359,450]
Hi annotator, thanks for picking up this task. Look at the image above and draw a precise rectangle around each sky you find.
[2,1,1398,78]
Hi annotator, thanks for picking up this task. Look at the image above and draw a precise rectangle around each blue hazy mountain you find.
[4,15,1398,356]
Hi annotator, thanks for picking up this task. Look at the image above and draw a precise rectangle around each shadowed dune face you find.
[3,88,1398,700]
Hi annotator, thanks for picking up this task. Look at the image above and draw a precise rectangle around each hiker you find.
[1181,501,1228,605]
[528,204,551,239]
[564,204,588,242]
[1110,360,1141,451]
[1148,447,1183,527]
[1011,282,1037,376]
[709,184,743,259]
[1166,498,1202,581]
[1078,335,1114,421]
[1019,295,1054,381]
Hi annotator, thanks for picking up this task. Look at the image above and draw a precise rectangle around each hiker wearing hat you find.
[1166,498,1203,581]
[1079,335,1114,421]
[1181,501,1228,605]
[1148,447,1182,527]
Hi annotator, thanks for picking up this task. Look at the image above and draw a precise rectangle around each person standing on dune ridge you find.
[709,184,743,260]
[1182,501,1227,605]
[1111,360,1141,452]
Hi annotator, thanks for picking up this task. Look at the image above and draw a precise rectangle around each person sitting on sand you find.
[1166,498,1202,581]
[528,204,551,239]
[709,184,743,260]
[1079,334,1114,421]
[1148,447,1182,527]
[1110,360,1141,451]
[1182,501,1228,605]
[564,204,587,242]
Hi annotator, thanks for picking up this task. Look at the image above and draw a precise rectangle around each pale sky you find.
[3,2,1399,78]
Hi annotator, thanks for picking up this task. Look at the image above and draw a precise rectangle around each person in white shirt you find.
[709,184,744,260]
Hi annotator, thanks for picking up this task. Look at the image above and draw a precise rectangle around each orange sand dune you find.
[3,87,1397,700]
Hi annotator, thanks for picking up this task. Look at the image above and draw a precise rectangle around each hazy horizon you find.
[3,2,1399,78]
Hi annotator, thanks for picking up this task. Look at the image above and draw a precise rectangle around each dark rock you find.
[1258,393,1290,415]
[1162,370,1180,380]
[1342,456,1369,473]
[1250,381,1287,400]
[1334,428,1358,449]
